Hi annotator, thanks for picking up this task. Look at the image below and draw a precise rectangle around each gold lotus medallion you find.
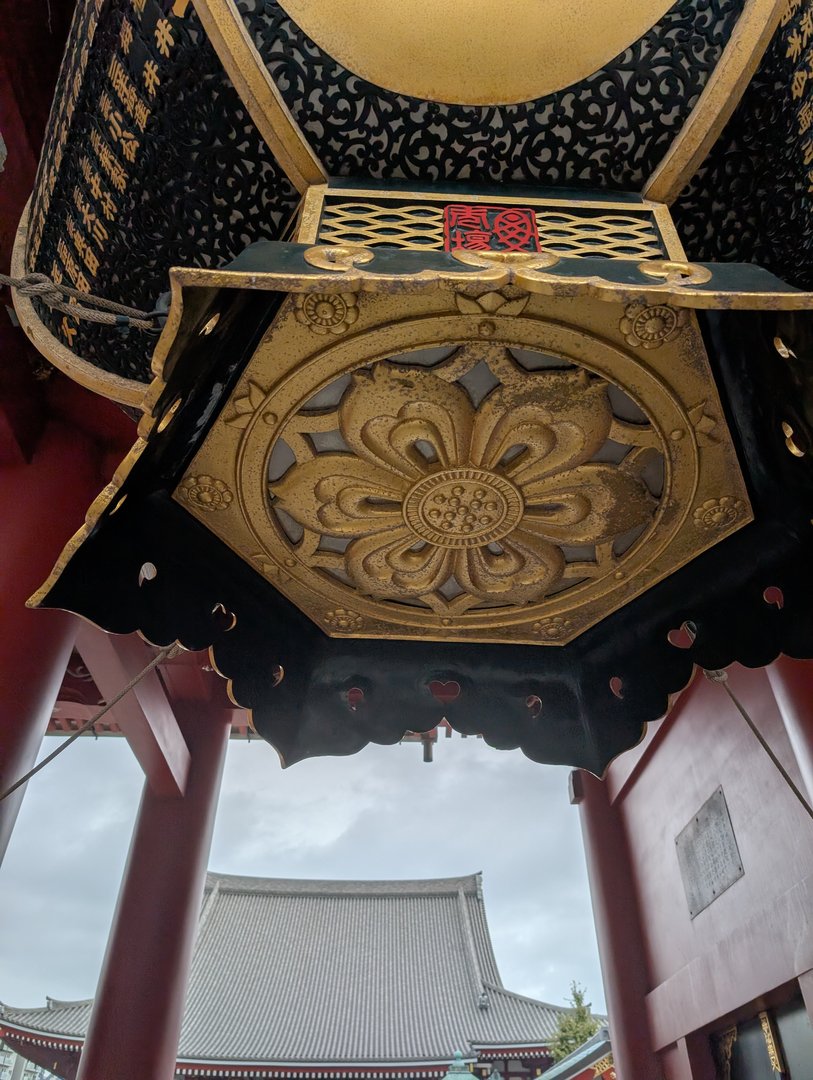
[175,285,752,644]
[402,468,524,549]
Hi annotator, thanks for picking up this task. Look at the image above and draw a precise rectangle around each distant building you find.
[0,1045,56,1080]
[0,873,569,1080]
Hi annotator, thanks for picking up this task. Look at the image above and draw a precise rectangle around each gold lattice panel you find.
[535,210,664,259]
[315,198,666,260]
[318,201,445,249]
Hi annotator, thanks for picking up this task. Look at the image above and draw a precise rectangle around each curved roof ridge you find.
[482,982,572,1013]
[0,997,92,1041]
[456,883,485,993]
[204,871,484,895]
[1,998,93,1016]
[469,878,502,989]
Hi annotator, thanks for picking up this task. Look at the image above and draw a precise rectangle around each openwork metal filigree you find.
[240,0,742,187]
[673,5,813,291]
[271,360,656,609]
[28,1,298,384]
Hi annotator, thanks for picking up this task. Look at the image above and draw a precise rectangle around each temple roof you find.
[541,1027,613,1080]
[1,872,568,1068]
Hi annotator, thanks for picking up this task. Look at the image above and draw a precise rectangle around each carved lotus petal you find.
[271,363,656,606]
[521,463,656,545]
[346,527,454,599]
[455,529,566,603]
[272,457,407,537]
[341,366,474,479]
[471,369,612,483]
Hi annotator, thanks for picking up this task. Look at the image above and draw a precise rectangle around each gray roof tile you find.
[2,873,567,1066]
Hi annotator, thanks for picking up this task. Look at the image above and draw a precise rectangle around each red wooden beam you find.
[76,706,230,1080]
[0,325,46,465]
[0,0,74,269]
[0,423,100,865]
[76,627,191,798]
[570,769,660,1080]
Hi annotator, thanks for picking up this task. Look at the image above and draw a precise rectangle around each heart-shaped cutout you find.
[428,680,461,705]
[346,687,365,711]
[667,621,696,649]
[525,694,542,718]
[763,585,784,609]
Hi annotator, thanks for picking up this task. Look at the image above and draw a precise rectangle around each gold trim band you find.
[11,200,147,410]
[302,185,669,213]
[159,250,813,311]
[645,0,785,203]
[192,0,326,193]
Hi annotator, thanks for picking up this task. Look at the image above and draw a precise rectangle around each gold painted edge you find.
[148,270,187,389]
[315,185,669,212]
[21,603,258,734]
[24,265,272,728]
[11,199,148,410]
[159,256,813,310]
[653,203,688,262]
[26,427,151,608]
[644,0,785,203]
[192,0,326,193]
[204,641,259,731]
[296,184,327,244]
[27,250,812,614]
[26,274,191,609]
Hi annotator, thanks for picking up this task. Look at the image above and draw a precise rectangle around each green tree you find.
[549,982,602,1063]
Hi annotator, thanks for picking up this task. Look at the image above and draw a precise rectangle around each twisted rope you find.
[1,271,162,331]
[0,644,182,804]
[704,668,813,823]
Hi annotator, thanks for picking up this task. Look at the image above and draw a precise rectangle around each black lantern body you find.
[14,2,813,773]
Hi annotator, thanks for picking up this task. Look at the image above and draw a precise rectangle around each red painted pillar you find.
[570,769,661,1080]
[659,1033,716,1080]
[76,705,231,1080]
[765,657,813,804]
[0,422,100,863]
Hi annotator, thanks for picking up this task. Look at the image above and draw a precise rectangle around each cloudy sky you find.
[0,728,605,1017]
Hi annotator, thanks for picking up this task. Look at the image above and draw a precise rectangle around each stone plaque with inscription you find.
[675,786,744,918]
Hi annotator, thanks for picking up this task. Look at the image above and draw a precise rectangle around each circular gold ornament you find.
[532,616,573,640]
[693,497,746,530]
[323,608,364,632]
[179,475,233,512]
[295,292,359,334]
[620,301,687,349]
[633,305,678,342]
[403,468,523,549]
